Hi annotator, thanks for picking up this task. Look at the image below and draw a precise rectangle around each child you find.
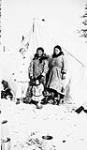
[31,79,44,109]
[1,80,13,100]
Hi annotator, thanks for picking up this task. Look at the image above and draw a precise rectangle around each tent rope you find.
[24,18,86,68]
[62,47,86,68]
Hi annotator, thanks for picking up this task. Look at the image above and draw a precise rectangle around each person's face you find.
[37,49,43,57]
[54,48,60,55]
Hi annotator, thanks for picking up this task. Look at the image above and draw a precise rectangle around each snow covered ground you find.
[1,99,87,150]
[1,50,87,150]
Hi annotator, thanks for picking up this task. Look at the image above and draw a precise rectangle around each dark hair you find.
[2,80,9,89]
[52,45,64,58]
[33,47,44,59]
[33,47,49,64]
[54,45,62,51]
[36,47,44,53]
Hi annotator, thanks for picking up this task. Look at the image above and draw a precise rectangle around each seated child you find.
[1,80,13,100]
[31,79,44,108]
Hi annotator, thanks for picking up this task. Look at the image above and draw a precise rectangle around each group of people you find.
[1,45,68,108]
[21,45,68,108]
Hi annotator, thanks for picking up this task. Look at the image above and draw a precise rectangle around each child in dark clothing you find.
[1,80,13,100]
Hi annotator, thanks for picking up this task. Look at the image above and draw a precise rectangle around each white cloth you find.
[16,81,28,99]
[15,54,29,99]
[32,83,44,102]
[15,55,29,82]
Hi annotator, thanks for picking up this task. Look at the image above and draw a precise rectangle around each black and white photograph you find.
[1,0,87,149]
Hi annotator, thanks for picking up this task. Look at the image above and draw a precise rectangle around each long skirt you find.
[47,66,65,95]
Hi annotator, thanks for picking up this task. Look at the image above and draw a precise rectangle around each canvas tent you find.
[1,18,87,107]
